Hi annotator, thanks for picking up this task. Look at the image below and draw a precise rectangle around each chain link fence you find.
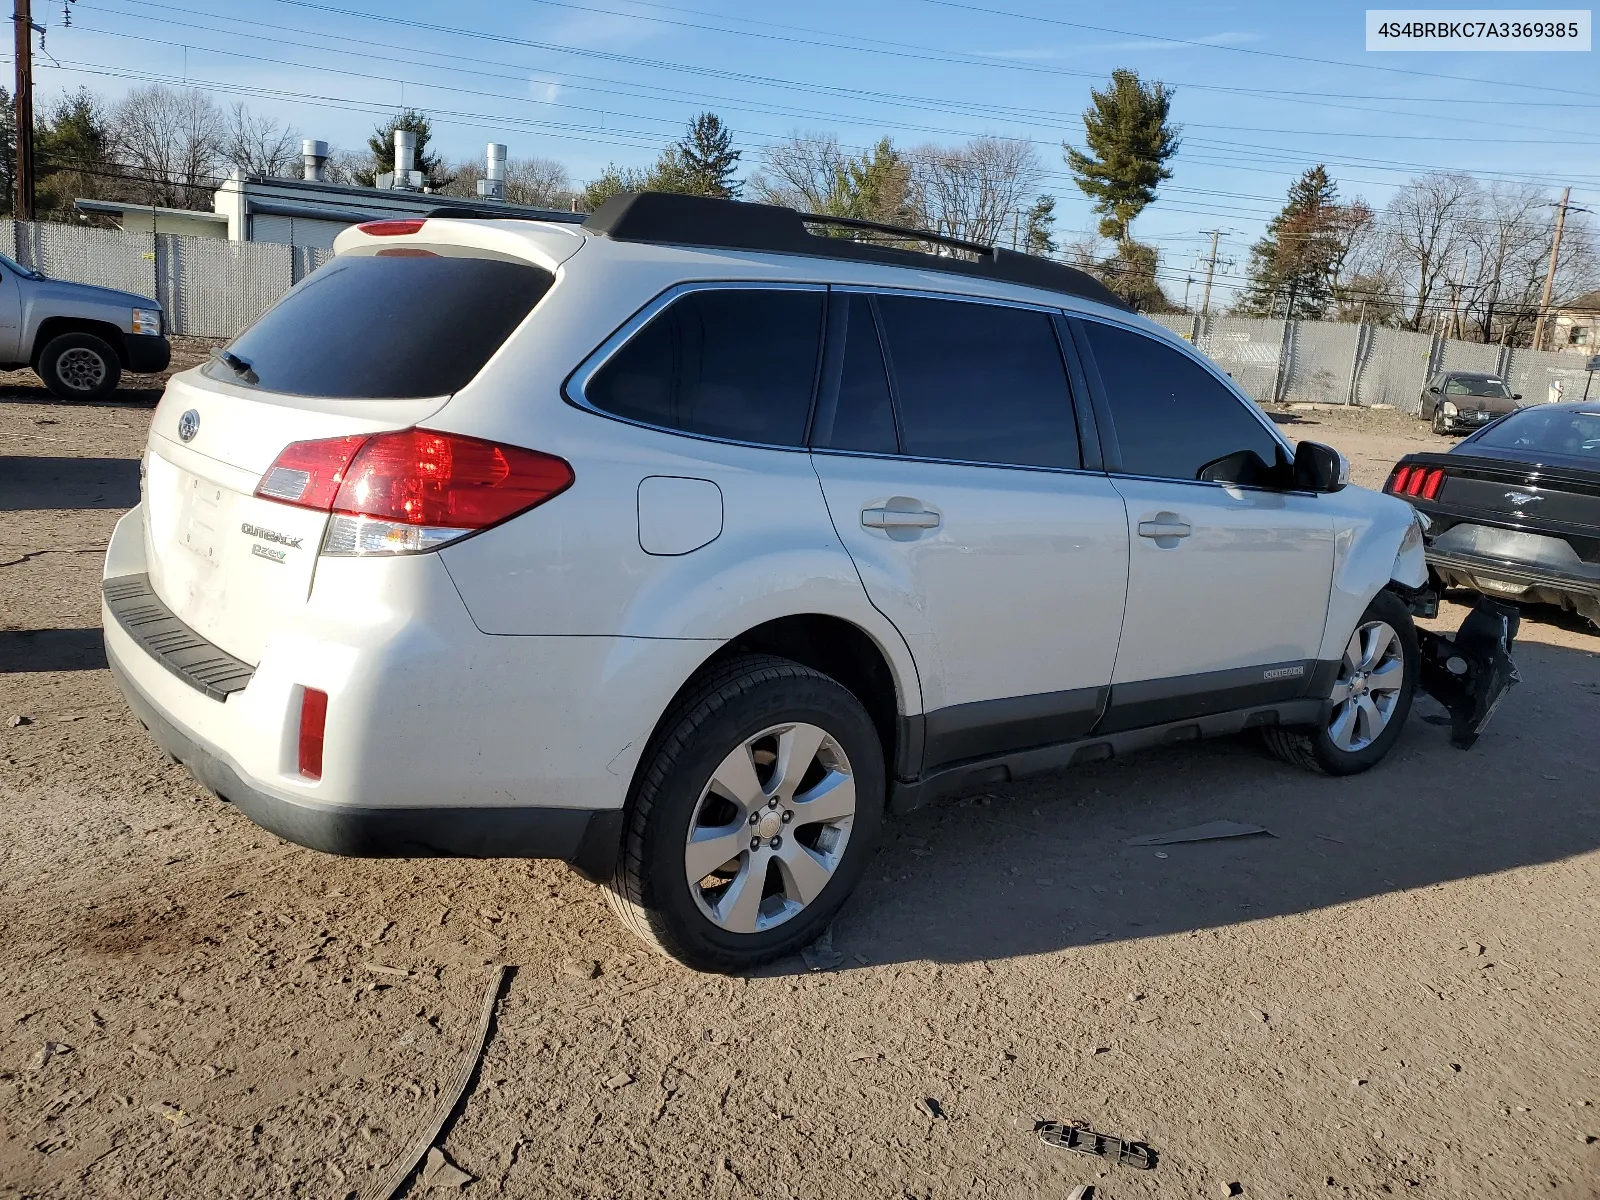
[1,217,1596,404]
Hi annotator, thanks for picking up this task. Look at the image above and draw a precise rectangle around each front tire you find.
[1431,408,1450,436]
[38,332,122,401]
[1263,590,1418,775]
[605,654,885,973]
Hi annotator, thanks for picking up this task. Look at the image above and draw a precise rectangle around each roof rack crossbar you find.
[796,212,993,257]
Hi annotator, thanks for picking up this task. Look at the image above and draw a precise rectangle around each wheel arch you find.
[32,318,130,368]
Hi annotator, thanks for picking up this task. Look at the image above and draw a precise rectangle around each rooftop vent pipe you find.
[302,139,328,183]
[477,143,507,202]
[394,130,418,188]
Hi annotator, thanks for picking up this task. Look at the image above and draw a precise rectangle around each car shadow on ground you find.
[0,628,107,672]
[0,382,165,408]
[813,632,1600,972]
[0,455,140,510]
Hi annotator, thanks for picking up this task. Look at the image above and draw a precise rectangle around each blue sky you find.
[39,0,1600,304]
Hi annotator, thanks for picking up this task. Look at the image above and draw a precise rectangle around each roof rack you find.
[581,192,1130,311]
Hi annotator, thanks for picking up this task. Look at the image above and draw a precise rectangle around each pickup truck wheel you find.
[39,332,122,401]
[605,653,884,973]
[1262,590,1418,776]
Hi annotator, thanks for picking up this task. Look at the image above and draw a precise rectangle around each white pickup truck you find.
[0,250,170,400]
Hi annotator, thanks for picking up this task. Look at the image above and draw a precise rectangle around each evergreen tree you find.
[1022,194,1056,255]
[1065,69,1180,244]
[0,86,13,214]
[356,110,452,188]
[35,88,115,216]
[1096,240,1170,312]
[1240,165,1344,319]
[672,112,741,198]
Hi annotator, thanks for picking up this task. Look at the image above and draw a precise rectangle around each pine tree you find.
[1022,194,1057,255]
[356,110,452,188]
[34,89,114,217]
[672,112,741,198]
[1240,165,1344,319]
[1065,69,1180,244]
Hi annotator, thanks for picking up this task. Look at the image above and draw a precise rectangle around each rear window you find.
[209,253,554,399]
[1473,407,1600,459]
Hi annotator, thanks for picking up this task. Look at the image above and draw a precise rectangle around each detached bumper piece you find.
[1417,597,1520,749]
[1036,1122,1157,1170]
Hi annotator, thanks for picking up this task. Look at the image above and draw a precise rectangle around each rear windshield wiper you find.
[210,348,259,385]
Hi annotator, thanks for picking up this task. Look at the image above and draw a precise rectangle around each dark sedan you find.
[1420,371,1523,436]
[1386,401,1600,628]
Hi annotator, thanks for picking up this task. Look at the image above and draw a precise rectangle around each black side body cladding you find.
[583,192,1132,312]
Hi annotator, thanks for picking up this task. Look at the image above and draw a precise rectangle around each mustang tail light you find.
[1386,464,1445,501]
[255,429,574,555]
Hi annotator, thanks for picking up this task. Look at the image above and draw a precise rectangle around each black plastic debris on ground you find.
[1124,820,1271,847]
[1036,1121,1157,1170]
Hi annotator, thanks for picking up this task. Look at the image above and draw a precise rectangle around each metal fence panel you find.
[1,218,159,299]
[157,235,292,337]
[1196,317,1284,403]
[1354,328,1435,413]
[1149,313,1199,342]
[1503,347,1599,406]
[1282,321,1360,405]
[1437,339,1503,376]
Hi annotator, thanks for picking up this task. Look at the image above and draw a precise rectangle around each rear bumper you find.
[108,644,622,874]
[1427,548,1600,605]
[124,334,171,375]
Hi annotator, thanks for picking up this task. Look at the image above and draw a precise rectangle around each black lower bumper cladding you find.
[1416,597,1521,749]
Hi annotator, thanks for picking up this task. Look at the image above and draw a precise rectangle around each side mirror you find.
[1294,441,1348,493]
[1512,393,1523,401]
[1428,386,1441,394]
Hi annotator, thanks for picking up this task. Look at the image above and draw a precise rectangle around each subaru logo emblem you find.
[177,409,200,442]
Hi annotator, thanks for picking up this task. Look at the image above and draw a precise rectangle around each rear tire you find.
[605,653,885,973]
[1262,590,1419,776]
[38,332,121,401]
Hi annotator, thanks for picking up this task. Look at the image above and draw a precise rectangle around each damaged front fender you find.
[1416,597,1521,749]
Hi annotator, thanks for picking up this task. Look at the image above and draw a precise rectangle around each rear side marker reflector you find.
[298,687,328,780]
[357,218,425,236]
[254,429,574,555]
[1387,465,1445,501]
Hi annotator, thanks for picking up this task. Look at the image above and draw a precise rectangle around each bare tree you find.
[505,157,573,207]
[223,103,300,179]
[111,85,226,208]
[1462,184,1598,344]
[322,145,372,188]
[1384,172,1478,331]
[907,136,1044,246]
[748,131,849,212]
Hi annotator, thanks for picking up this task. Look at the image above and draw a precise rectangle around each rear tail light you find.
[357,219,425,236]
[255,429,574,555]
[1385,464,1445,501]
[298,687,328,780]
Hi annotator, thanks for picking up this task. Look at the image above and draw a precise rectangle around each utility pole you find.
[1531,187,1571,353]
[1448,261,1466,341]
[13,0,35,220]
[1198,229,1224,318]
[1181,274,1193,313]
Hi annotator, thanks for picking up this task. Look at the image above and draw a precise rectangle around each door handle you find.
[862,506,940,530]
[1137,517,1192,539]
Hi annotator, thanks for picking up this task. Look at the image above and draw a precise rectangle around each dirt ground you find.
[2,384,1598,1200]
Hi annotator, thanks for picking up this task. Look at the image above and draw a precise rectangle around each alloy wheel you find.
[683,722,856,934]
[1327,620,1405,752]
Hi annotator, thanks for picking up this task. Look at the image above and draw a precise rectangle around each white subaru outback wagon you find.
[103,192,1514,972]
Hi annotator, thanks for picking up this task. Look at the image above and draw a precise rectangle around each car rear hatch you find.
[1388,451,1600,581]
[137,219,582,663]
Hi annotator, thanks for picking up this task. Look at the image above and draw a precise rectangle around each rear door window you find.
[584,288,824,447]
[1077,319,1283,482]
[212,251,554,399]
[871,294,1080,469]
[811,294,898,455]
